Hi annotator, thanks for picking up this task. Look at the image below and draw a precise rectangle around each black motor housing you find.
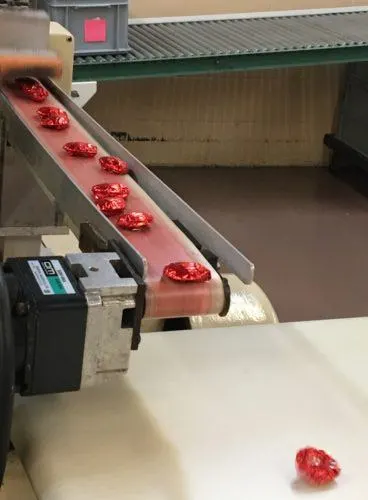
[0,256,88,485]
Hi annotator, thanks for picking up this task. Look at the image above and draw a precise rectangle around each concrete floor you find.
[154,166,368,323]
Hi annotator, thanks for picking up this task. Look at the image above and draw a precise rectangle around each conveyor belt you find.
[74,10,368,81]
[0,80,254,318]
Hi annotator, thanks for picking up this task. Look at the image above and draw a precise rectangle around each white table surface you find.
[290,317,368,399]
[11,317,368,500]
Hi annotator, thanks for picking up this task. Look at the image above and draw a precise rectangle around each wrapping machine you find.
[0,9,277,489]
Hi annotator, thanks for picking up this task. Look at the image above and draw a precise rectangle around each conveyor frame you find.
[0,79,254,285]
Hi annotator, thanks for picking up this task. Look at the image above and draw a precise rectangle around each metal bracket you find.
[65,252,137,387]
[71,81,97,108]
[79,222,146,350]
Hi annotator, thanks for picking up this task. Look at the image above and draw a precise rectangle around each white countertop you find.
[290,317,368,399]
[11,317,368,500]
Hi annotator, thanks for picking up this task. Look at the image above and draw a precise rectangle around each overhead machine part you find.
[0,9,62,80]
[48,21,74,94]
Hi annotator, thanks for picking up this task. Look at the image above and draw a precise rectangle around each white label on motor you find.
[28,259,76,295]
[28,260,54,295]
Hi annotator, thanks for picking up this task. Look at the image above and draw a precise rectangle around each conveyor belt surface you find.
[74,11,368,80]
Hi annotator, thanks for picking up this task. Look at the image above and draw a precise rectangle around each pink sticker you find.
[84,18,107,43]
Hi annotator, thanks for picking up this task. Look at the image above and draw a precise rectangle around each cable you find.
[0,265,14,485]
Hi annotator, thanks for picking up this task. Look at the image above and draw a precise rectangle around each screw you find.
[15,302,29,317]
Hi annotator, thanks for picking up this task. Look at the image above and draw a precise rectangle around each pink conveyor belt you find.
[1,82,226,319]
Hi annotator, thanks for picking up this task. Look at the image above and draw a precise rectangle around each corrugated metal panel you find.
[75,11,368,66]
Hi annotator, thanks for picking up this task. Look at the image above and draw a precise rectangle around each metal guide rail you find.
[74,10,368,81]
[0,79,254,320]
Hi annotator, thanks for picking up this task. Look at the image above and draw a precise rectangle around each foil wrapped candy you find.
[96,197,127,217]
[295,447,341,486]
[91,183,130,202]
[163,262,211,283]
[64,142,98,158]
[99,156,129,175]
[117,211,153,231]
[17,78,48,103]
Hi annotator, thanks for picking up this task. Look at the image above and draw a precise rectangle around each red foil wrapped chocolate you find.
[37,106,67,120]
[296,447,341,486]
[99,156,129,175]
[97,197,126,217]
[117,211,153,231]
[41,113,70,130]
[63,142,98,158]
[163,262,211,283]
[91,183,130,202]
[17,78,48,102]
